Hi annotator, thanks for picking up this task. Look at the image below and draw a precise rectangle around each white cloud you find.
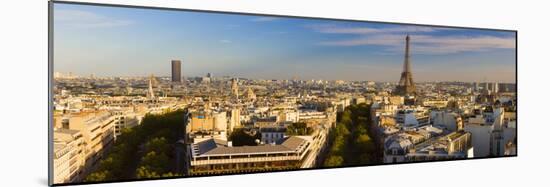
[312,24,515,54]
[309,24,437,34]
[250,17,281,22]
[55,9,134,29]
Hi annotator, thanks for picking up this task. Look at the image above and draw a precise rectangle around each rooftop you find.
[193,136,308,157]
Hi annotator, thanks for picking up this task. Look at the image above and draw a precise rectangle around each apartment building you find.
[187,136,312,175]
[53,110,116,176]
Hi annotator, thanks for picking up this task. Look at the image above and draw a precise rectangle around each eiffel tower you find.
[395,35,416,96]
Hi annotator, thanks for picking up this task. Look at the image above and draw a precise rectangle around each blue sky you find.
[54,3,516,82]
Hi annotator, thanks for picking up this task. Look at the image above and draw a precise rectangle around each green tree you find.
[335,122,350,137]
[136,166,160,179]
[144,137,169,155]
[340,110,352,126]
[324,156,344,167]
[83,109,187,181]
[139,151,171,174]
[329,136,346,156]
[286,122,313,135]
[85,170,110,182]
[322,103,379,167]
[161,172,181,177]
[229,128,261,146]
[356,134,375,154]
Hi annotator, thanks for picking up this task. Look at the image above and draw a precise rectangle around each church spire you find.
[147,74,156,100]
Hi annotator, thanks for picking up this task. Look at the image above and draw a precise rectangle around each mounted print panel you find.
[49,1,517,186]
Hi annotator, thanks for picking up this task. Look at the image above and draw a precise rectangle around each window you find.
[62,121,70,129]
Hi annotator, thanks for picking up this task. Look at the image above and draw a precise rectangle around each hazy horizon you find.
[53,3,516,83]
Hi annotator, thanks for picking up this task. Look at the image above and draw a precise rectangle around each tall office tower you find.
[394,35,416,96]
[171,60,182,82]
[231,78,239,98]
[494,82,499,93]
[207,73,212,78]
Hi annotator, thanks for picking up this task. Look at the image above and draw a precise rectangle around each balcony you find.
[191,155,301,166]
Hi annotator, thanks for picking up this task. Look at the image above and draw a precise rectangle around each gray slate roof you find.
[194,136,307,157]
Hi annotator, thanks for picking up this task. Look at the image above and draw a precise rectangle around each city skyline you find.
[50,2,517,185]
[54,3,516,82]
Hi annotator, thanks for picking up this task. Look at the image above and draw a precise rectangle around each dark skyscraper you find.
[171,60,182,82]
[395,35,416,96]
